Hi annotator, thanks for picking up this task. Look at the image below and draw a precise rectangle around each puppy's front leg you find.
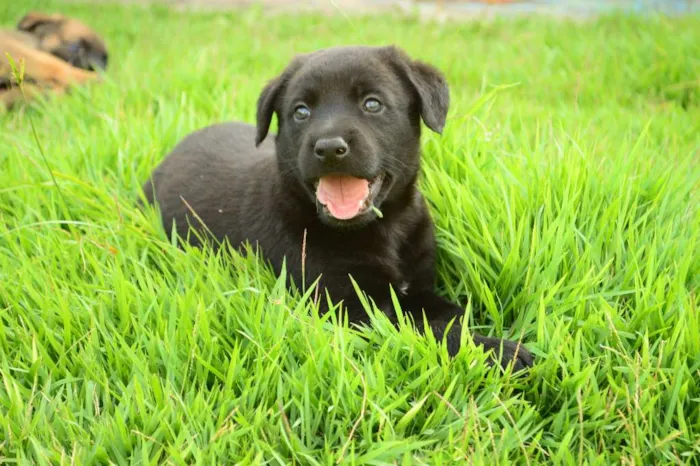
[393,290,533,371]
[338,278,533,371]
[2,39,98,88]
[0,82,60,109]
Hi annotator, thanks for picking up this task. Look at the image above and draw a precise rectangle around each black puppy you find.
[143,45,533,371]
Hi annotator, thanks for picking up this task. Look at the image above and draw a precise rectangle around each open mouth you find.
[314,173,385,221]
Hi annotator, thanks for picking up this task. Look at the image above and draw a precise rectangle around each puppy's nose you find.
[88,53,108,71]
[314,137,349,163]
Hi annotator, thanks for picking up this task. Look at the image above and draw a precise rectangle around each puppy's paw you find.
[424,321,534,372]
[73,69,100,84]
[474,335,533,373]
[56,68,98,87]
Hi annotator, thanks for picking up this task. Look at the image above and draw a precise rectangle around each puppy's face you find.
[17,12,108,71]
[256,46,449,229]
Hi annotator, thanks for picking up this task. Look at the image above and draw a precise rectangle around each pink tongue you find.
[316,175,369,220]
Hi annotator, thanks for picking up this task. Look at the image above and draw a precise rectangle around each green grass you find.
[1,1,699,463]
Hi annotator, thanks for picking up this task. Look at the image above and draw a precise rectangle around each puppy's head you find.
[256,45,449,229]
[17,11,108,71]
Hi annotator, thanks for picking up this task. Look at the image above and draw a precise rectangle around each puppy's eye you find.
[294,105,311,121]
[363,98,383,113]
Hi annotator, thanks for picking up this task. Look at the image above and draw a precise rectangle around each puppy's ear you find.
[255,76,283,147]
[255,54,311,147]
[386,46,450,134]
[17,12,62,33]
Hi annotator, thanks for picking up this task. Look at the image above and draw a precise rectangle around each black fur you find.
[142,45,533,371]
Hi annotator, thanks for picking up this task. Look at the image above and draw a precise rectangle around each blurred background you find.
[89,0,700,17]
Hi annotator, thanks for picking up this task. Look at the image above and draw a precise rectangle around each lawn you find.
[1,0,698,463]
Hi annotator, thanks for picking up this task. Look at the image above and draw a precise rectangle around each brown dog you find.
[0,12,108,109]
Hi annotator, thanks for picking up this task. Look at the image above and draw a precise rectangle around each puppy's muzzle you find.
[79,51,108,71]
[88,52,108,71]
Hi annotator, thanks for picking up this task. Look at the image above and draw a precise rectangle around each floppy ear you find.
[255,76,283,147]
[386,46,450,134]
[17,12,62,33]
[255,54,313,147]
